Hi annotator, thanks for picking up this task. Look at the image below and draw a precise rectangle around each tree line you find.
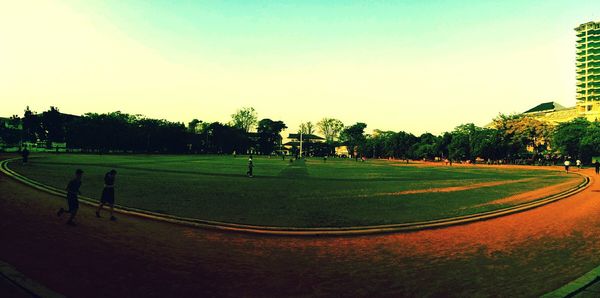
[2,106,600,163]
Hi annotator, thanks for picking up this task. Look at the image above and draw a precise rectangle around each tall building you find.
[512,21,600,124]
[576,21,600,115]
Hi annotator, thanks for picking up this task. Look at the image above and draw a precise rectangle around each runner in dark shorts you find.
[57,169,83,226]
[21,148,29,164]
[96,169,117,221]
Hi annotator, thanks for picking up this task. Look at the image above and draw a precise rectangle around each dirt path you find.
[2,165,600,297]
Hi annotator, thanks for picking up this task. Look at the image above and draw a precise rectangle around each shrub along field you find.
[9,154,580,227]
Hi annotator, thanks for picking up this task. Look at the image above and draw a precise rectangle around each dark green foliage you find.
[553,118,589,159]
[340,122,367,157]
[257,119,287,154]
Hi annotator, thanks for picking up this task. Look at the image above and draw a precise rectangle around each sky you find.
[1,0,600,135]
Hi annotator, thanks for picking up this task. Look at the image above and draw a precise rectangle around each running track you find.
[1,165,600,297]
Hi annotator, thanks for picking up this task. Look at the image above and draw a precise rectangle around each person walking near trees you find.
[564,159,571,173]
[96,169,117,221]
[247,156,254,177]
[57,169,84,226]
[595,160,600,175]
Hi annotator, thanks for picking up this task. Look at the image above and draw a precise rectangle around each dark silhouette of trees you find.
[204,122,249,154]
[41,106,67,145]
[22,107,43,143]
[257,119,287,155]
[340,122,367,157]
[6,105,600,163]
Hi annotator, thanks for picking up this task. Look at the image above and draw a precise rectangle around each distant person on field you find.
[564,160,571,173]
[21,148,29,164]
[324,155,328,162]
[247,156,254,177]
[595,160,600,175]
[57,169,84,226]
[576,159,582,169]
[96,169,117,221]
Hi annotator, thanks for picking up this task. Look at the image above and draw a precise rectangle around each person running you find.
[247,156,254,177]
[576,159,582,169]
[96,169,117,221]
[57,169,84,226]
[21,148,29,164]
[564,160,571,173]
[595,160,600,175]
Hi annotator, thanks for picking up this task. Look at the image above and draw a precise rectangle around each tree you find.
[188,119,203,133]
[471,128,502,160]
[340,122,367,157]
[41,106,67,145]
[298,121,315,135]
[390,131,417,159]
[317,118,344,143]
[580,121,600,162]
[410,133,439,160]
[205,122,249,154]
[493,114,552,160]
[257,119,287,154]
[230,107,258,132]
[435,132,453,158]
[553,117,589,159]
[448,123,480,161]
[22,106,43,143]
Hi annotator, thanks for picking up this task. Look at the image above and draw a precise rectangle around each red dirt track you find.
[2,160,600,297]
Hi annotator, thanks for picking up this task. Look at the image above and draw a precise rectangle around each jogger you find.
[96,169,117,221]
[57,169,84,226]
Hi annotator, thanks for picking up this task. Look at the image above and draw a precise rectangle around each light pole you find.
[299,130,303,158]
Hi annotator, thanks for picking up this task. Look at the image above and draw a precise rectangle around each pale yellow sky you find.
[1,0,597,135]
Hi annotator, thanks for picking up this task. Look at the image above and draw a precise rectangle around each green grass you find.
[8,154,579,227]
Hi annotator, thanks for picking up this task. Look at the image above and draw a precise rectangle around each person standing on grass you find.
[595,160,600,175]
[247,156,254,177]
[57,169,84,226]
[564,160,571,173]
[21,148,29,164]
[96,169,117,221]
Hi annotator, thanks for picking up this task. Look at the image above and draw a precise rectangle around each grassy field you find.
[8,154,580,227]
